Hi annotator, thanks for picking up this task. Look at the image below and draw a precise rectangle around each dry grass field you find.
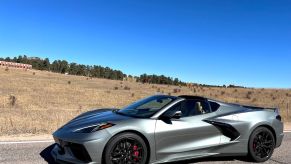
[0,67,290,136]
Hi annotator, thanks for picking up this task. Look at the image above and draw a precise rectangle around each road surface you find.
[0,133,290,164]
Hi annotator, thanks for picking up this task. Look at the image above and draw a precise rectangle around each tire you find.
[104,132,148,164]
[248,127,275,162]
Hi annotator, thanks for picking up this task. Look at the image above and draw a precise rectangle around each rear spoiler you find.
[242,105,279,113]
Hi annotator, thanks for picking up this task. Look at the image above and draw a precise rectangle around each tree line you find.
[135,74,186,86]
[0,55,186,85]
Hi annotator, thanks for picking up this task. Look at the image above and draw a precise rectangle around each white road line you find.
[0,140,54,144]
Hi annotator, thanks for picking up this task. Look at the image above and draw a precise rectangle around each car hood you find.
[58,108,131,132]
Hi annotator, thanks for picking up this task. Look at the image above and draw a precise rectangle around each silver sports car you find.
[51,95,284,164]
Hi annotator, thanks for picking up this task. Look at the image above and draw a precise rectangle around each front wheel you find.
[248,127,275,162]
[104,132,148,164]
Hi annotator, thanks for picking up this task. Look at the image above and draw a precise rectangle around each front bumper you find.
[51,143,96,164]
[51,129,112,164]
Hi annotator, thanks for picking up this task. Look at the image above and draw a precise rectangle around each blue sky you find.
[0,0,290,88]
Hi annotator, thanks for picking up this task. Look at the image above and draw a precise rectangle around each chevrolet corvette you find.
[51,95,284,164]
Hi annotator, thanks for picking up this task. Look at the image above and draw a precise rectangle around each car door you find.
[154,99,222,162]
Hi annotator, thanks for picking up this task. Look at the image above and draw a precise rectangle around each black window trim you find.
[160,98,213,118]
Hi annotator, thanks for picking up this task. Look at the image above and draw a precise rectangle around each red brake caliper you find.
[133,145,139,161]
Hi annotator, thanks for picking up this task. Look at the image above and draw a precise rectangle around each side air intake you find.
[204,120,240,141]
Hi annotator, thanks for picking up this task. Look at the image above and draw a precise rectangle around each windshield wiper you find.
[112,109,128,116]
[112,109,120,113]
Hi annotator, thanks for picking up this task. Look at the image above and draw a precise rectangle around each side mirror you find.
[171,111,182,119]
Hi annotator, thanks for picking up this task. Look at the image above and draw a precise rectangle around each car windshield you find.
[116,95,177,118]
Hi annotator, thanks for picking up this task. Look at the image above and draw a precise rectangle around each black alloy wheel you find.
[104,132,148,164]
[248,127,275,162]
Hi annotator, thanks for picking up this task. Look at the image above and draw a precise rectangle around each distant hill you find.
[0,55,187,86]
[0,55,247,88]
[0,67,290,136]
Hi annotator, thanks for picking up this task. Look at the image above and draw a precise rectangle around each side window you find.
[181,100,210,117]
[209,101,220,112]
[162,99,211,118]
[162,102,181,117]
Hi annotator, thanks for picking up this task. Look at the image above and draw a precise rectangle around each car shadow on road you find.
[40,144,57,164]
[167,156,251,164]
[40,144,250,164]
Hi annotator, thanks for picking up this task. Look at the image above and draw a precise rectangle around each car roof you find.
[178,95,207,101]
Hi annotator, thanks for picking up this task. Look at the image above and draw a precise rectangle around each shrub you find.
[124,86,131,90]
[67,81,71,85]
[131,93,135,97]
[5,67,9,71]
[246,91,252,99]
[221,91,225,95]
[157,88,161,92]
[114,86,118,90]
[9,95,16,106]
[272,96,276,100]
[32,72,36,75]
[173,88,181,93]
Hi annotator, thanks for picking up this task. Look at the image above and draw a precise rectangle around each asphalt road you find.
[0,133,290,164]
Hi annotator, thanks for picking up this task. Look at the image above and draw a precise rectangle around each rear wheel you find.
[104,132,148,164]
[248,127,275,162]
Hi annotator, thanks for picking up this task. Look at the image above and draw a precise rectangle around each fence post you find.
[287,102,289,121]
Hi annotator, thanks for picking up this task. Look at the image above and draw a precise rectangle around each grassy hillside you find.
[0,67,290,136]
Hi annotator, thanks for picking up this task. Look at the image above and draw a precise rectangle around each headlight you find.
[74,123,115,133]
